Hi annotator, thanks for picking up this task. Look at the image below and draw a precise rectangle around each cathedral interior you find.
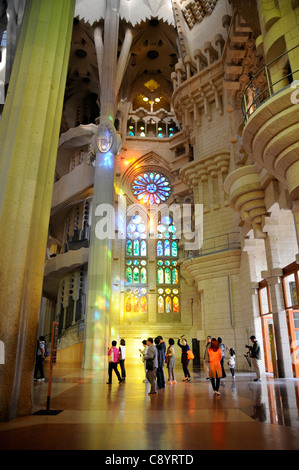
[0,0,299,453]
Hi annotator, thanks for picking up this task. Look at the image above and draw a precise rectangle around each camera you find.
[245,344,250,348]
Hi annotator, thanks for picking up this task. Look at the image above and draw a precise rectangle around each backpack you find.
[44,344,50,357]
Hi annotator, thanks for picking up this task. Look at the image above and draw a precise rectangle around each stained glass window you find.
[156,216,180,315]
[125,214,148,317]
[132,172,172,205]
[173,296,179,313]
[126,240,132,256]
[157,267,164,284]
[165,296,171,313]
[157,240,163,257]
[158,295,164,313]
[126,267,132,284]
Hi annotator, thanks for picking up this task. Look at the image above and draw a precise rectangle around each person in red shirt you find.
[208,338,223,395]
[107,341,122,384]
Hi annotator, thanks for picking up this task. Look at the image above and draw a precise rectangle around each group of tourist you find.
[33,332,261,395]
[106,334,261,396]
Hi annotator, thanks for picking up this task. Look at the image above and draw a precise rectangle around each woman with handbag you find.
[177,336,191,382]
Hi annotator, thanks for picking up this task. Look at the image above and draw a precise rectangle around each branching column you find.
[82,0,121,370]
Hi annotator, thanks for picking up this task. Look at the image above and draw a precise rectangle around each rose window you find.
[132,172,171,204]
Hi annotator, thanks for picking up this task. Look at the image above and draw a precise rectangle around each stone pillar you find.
[82,0,121,370]
[0,0,75,421]
[262,217,293,378]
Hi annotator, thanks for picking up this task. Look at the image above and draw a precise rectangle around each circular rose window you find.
[132,172,172,204]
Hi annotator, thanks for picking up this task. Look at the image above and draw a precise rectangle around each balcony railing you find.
[184,232,241,259]
[241,45,299,123]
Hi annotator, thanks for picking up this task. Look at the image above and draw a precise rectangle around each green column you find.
[0,0,75,421]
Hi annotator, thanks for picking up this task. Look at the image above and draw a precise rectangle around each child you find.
[227,347,236,380]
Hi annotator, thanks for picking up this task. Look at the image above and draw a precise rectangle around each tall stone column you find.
[262,217,293,378]
[82,0,122,370]
[0,0,75,421]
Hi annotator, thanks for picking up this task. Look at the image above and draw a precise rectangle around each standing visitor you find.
[204,336,212,380]
[166,338,176,384]
[139,340,148,383]
[119,338,126,382]
[247,335,261,382]
[34,336,46,382]
[208,338,223,395]
[144,338,158,395]
[155,336,166,389]
[227,347,236,381]
[107,341,122,385]
[177,336,191,381]
[217,337,226,378]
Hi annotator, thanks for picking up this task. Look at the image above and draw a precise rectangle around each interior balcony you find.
[43,247,89,299]
[224,165,268,238]
[241,46,299,201]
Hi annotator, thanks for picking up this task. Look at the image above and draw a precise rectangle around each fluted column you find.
[0,0,75,421]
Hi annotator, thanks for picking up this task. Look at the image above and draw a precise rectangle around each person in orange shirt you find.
[208,338,223,396]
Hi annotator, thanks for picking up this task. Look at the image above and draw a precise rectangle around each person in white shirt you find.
[119,339,126,382]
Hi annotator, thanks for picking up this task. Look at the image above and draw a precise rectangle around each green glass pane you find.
[171,241,178,257]
[140,267,147,284]
[126,267,132,284]
[165,267,171,284]
[133,267,139,283]
[126,240,132,256]
[157,267,164,284]
[133,239,140,256]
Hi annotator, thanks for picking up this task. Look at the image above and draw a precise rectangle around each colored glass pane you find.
[165,267,171,284]
[158,296,164,313]
[140,267,147,284]
[126,240,132,256]
[171,241,178,257]
[157,267,164,284]
[157,240,163,257]
[133,296,139,312]
[133,267,139,283]
[125,295,132,312]
[141,296,147,313]
[126,267,132,284]
[141,240,147,256]
[172,267,179,285]
[173,296,179,313]
[164,240,170,256]
[165,296,171,313]
[133,239,139,256]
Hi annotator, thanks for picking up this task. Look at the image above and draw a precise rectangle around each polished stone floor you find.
[1,360,299,452]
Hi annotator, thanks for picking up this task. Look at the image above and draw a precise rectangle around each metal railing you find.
[184,232,241,259]
[241,45,299,123]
